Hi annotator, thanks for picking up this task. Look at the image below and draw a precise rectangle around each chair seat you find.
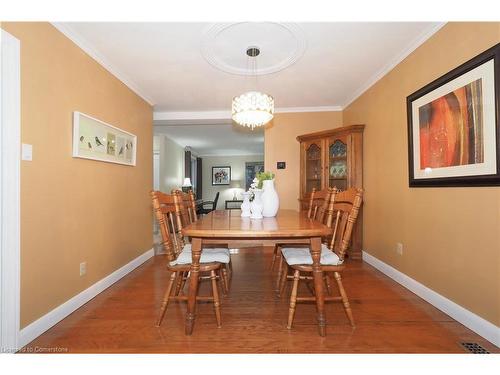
[281,244,343,266]
[170,244,230,266]
[183,244,230,256]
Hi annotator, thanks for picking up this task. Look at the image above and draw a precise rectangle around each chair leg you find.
[287,270,301,329]
[324,272,333,296]
[275,253,284,291]
[220,267,229,296]
[174,271,185,296]
[178,271,188,295]
[224,263,231,289]
[279,263,289,297]
[156,271,177,327]
[334,271,355,328]
[210,270,222,328]
[227,256,233,281]
[270,246,280,270]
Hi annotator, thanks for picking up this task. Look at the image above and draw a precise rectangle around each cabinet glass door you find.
[305,142,323,193]
[328,139,347,190]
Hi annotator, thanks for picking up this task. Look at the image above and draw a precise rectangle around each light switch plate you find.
[22,143,33,161]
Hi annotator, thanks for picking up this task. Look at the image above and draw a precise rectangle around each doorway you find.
[0,29,21,352]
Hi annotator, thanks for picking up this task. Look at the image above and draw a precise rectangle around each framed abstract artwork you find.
[72,111,137,166]
[245,161,264,190]
[212,166,231,185]
[407,43,499,187]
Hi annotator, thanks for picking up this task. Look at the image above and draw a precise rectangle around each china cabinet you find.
[297,124,364,258]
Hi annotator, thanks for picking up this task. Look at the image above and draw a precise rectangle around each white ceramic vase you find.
[250,189,263,219]
[240,191,251,217]
[261,179,279,217]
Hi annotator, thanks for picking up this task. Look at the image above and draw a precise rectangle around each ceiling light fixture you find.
[232,47,274,130]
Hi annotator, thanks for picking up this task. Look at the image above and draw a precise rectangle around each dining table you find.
[182,209,333,336]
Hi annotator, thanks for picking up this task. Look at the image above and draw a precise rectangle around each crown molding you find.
[51,22,155,106]
[276,105,342,113]
[342,22,446,109]
[154,110,231,121]
[153,105,343,124]
[198,152,265,157]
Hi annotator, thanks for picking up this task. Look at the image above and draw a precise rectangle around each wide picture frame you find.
[407,43,500,187]
[245,161,264,190]
[212,166,231,186]
[72,111,137,166]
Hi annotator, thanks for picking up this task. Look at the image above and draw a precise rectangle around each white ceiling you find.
[54,22,444,111]
[53,22,444,155]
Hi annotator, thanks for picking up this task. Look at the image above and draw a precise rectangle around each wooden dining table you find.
[182,209,333,336]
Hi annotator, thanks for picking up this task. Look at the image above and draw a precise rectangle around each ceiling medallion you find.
[231,47,274,130]
[201,22,307,76]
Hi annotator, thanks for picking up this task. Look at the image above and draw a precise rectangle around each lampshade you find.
[182,178,192,187]
[232,91,274,130]
[231,179,242,189]
[231,47,274,130]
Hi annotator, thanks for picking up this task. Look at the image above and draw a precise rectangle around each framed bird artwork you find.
[72,111,137,166]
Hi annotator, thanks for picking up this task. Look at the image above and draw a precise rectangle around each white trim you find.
[342,22,446,108]
[153,106,343,123]
[276,106,343,113]
[0,30,21,354]
[198,153,265,157]
[18,248,154,348]
[363,251,500,348]
[50,22,155,106]
[154,110,232,122]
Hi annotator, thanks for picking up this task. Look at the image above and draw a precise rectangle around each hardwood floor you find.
[22,248,498,353]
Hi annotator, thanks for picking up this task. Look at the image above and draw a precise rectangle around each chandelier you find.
[232,47,274,130]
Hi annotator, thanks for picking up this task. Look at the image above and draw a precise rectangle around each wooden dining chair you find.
[171,189,198,224]
[280,187,363,330]
[273,188,335,291]
[171,189,231,294]
[151,190,230,328]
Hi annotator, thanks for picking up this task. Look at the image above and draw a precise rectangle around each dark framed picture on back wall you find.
[212,166,231,185]
[406,43,500,187]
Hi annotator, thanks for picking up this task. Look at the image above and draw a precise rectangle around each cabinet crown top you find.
[297,124,365,142]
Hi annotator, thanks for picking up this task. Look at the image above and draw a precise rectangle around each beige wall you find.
[1,22,153,328]
[343,22,500,325]
[202,155,264,209]
[158,135,185,193]
[264,112,343,210]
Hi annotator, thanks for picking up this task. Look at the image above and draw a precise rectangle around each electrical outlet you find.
[79,262,87,276]
[396,243,403,255]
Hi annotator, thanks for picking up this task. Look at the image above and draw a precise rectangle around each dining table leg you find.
[310,236,326,336]
[185,237,202,335]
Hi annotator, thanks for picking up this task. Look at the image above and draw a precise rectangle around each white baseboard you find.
[18,248,154,348]
[362,251,500,348]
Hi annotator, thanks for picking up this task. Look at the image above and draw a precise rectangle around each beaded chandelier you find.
[231,47,274,130]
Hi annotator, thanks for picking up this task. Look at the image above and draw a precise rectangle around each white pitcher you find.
[250,189,264,219]
[261,179,279,217]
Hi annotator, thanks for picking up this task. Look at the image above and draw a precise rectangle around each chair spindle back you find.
[170,189,197,225]
[327,187,363,261]
[187,190,198,222]
[307,188,337,227]
[151,191,185,262]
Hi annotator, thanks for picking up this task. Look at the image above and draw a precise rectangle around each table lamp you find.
[182,177,192,193]
[231,180,242,200]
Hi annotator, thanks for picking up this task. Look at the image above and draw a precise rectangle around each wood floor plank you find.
[21,247,499,353]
